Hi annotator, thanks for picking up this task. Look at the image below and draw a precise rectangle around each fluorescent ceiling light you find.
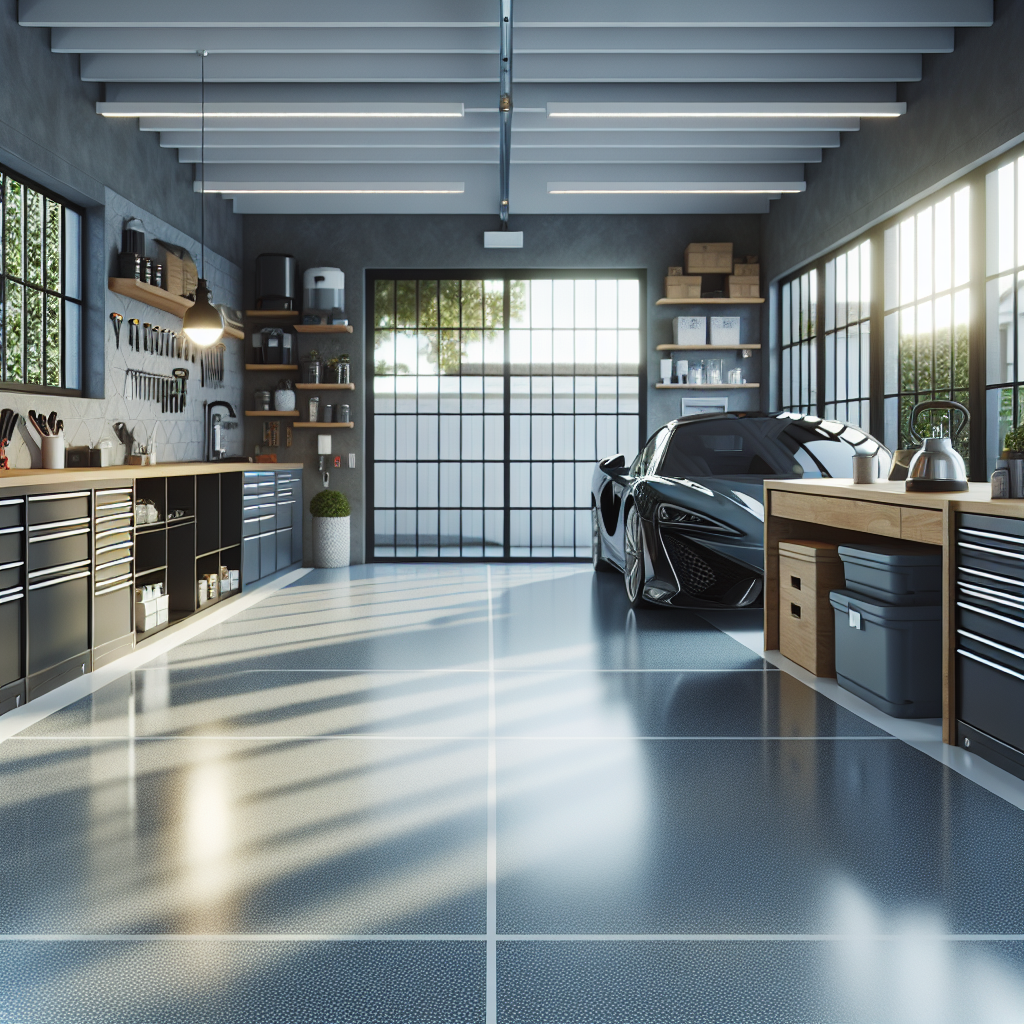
[98,101,463,118]
[484,231,524,249]
[196,181,464,194]
[547,181,805,194]
[546,102,904,119]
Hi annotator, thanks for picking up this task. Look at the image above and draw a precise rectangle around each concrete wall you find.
[0,0,239,264]
[762,0,1024,283]
[243,212,761,564]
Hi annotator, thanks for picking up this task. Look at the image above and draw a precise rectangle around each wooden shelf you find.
[294,382,355,390]
[656,297,764,305]
[108,277,193,318]
[656,344,761,351]
[245,310,299,320]
[294,324,353,334]
[245,410,300,418]
[245,364,299,372]
[222,326,244,340]
[655,383,760,389]
[293,421,354,428]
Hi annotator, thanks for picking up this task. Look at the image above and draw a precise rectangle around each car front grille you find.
[660,530,758,604]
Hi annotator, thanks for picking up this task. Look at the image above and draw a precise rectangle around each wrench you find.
[110,312,122,349]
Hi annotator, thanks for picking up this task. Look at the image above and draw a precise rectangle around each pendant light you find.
[182,49,224,347]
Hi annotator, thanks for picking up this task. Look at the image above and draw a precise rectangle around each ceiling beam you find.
[51,25,955,54]
[175,145,822,164]
[81,51,923,83]
[158,129,842,148]
[21,0,993,28]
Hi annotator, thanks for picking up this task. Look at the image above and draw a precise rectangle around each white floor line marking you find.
[6,734,899,743]
[485,565,497,1024]
[0,568,312,746]
[3,933,1022,944]
[219,667,782,674]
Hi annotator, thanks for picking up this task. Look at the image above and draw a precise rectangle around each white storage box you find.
[672,316,707,346]
[197,580,208,606]
[710,316,741,346]
[303,267,345,312]
[229,570,240,592]
[136,594,169,632]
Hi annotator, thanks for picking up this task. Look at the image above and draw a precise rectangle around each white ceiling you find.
[20,0,994,217]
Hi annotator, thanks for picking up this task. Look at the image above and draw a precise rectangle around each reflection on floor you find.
[2,564,1024,1023]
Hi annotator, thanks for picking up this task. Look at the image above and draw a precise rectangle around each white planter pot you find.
[312,515,350,568]
[274,388,296,412]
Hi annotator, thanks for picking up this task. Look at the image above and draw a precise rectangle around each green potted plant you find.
[304,348,322,384]
[1003,425,1024,497]
[310,489,350,567]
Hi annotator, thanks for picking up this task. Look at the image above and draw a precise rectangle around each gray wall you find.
[243,212,761,564]
[0,0,240,265]
[761,0,1024,283]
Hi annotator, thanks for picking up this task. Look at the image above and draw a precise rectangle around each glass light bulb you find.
[182,278,224,346]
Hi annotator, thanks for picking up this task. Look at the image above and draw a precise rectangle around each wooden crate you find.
[665,275,702,299]
[684,242,733,274]
[667,266,684,276]
[732,263,760,277]
[778,540,846,677]
[727,276,760,298]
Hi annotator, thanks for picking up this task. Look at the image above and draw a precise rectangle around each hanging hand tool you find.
[129,319,140,351]
[142,322,150,353]
[174,367,188,411]
[110,312,123,349]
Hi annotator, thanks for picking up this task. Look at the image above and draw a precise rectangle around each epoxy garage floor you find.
[2,565,1024,1023]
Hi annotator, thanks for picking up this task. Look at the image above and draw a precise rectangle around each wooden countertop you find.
[766,478,1024,518]
[0,462,303,493]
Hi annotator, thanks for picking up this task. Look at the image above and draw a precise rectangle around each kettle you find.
[904,400,969,492]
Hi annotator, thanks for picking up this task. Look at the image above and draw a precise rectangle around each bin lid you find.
[828,588,941,621]
[779,540,842,563]
[837,542,942,567]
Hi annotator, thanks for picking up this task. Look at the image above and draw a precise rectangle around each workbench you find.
[764,479,1024,748]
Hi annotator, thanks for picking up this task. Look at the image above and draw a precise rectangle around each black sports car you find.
[591,412,891,608]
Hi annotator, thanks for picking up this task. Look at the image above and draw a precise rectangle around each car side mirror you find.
[599,453,627,476]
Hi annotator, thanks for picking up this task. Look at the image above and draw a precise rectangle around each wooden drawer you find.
[778,546,846,677]
[901,507,943,545]
[771,491,901,538]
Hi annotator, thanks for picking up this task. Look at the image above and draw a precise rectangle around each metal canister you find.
[254,389,272,411]
[338,404,350,424]
[152,263,164,289]
[140,256,153,285]
[118,252,142,279]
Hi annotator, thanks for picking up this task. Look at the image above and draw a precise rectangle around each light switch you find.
[348,453,356,469]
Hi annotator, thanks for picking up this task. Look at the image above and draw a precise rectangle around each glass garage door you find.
[370,274,641,560]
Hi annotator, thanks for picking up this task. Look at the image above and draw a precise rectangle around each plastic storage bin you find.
[829,589,942,718]
[838,542,942,605]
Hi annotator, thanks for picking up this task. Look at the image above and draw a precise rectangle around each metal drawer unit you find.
[0,497,26,714]
[26,491,92,700]
[275,470,298,570]
[243,471,276,584]
[955,513,1024,779]
[93,487,135,666]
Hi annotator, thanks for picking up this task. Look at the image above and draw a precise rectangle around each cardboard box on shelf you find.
[710,316,742,345]
[667,266,684,276]
[727,276,760,299]
[732,262,760,277]
[136,594,169,632]
[159,249,199,300]
[684,242,733,274]
[665,275,702,299]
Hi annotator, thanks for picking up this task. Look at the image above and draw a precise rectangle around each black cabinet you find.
[28,569,91,699]
[243,534,260,585]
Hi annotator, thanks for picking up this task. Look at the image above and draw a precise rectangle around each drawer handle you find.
[97,555,134,570]
[0,560,25,572]
[28,491,90,502]
[96,488,132,498]
[790,575,801,590]
[29,526,90,543]
[28,559,91,581]
[0,525,24,536]
[957,628,1024,662]
[957,601,1024,630]
[958,542,1024,562]
[28,517,91,533]
[958,583,1024,610]
[96,540,133,555]
[28,569,90,591]
[958,647,1024,682]
[958,566,1024,589]
[0,589,24,605]
[0,498,24,507]
[959,528,1024,547]
[0,583,23,600]
[790,603,801,618]
[95,576,134,595]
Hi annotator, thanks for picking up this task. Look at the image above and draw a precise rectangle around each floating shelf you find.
[657,343,760,351]
[294,324,353,334]
[108,277,193,318]
[655,383,760,389]
[656,297,764,305]
[294,382,355,390]
[245,364,299,372]
[245,410,301,418]
[222,326,244,340]
[245,310,299,320]
[293,421,354,429]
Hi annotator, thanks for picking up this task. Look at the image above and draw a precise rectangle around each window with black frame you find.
[1,167,83,392]
[370,273,642,560]
[779,268,816,415]
[823,240,871,428]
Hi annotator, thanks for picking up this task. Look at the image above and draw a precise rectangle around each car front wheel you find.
[623,506,650,608]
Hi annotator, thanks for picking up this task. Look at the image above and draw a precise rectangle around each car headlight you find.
[656,503,739,535]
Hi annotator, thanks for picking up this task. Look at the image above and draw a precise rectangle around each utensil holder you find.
[42,435,64,470]
[852,453,879,484]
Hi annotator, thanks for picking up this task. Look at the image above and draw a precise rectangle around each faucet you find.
[206,401,237,461]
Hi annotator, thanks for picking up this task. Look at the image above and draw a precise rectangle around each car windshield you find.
[657,416,858,480]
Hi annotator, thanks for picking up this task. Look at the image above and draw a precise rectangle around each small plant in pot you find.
[273,378,296,412]
[1003,425,1024,459]
[304,349,322,384]
[326,356,342,384]
[310,489,350,567]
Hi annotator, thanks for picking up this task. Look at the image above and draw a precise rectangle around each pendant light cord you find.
[199,49,206,280]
